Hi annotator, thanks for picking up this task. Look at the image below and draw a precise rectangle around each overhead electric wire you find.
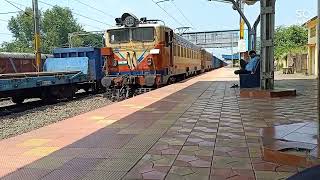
[38,0,112,27]
[81,23,105,31]
[0,11,21,15]
[151,0,185,27]
[72,0,116,19]
[0,19,9,22]
[170,0,195,29]
[4,0,31,16]
[4,0,27,11]
[73,12,112,27]
[0,32,12,35]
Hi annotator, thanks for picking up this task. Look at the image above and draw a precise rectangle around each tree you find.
[70,32,104,48]
[0,6,84,53]
[0,8,35,52]
[42,6,82,52]
[274,25,308,60]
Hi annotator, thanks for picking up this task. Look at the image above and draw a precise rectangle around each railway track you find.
[0,98,10,101]
[0,91,95,117]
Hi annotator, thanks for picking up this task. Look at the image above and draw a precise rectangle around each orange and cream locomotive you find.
[101,13,214,99]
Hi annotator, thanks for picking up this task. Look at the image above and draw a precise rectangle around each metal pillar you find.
[317,0,320,135]
[32,0,41,72]
[231,33,234,67]
[239,0,245,40]
[260,0,275,90]
[252,15,260,51]
[229,0,252,50]
[208,0,260,50]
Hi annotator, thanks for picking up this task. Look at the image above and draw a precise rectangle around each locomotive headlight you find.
[147,58,153,66]
[112,60,118,67]
[150,49,160,55]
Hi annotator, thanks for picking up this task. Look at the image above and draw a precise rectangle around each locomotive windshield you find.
[109,29,130,43]
[109,27,154,43]
[132,27,154,41]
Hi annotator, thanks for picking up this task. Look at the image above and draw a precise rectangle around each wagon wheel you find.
[167,77,176,85]
[11,97,25,104]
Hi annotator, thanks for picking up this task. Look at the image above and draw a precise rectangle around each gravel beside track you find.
[0,94,113,140]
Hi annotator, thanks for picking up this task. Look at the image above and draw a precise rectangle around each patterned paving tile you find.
[81,171,126,180]
[25,156,74,170]
[0,69,317,180]
[1,168,51,180]
[214,147,250,158]
[94,158,138,171]
[40,169,89,180]
[148,143,182,156]
[180,146,213,157]
[210,168,255,180]
[251,158,299,173]
[254,171,294,180]
[212,156,253,170]
[18,139,51,147]
[23,147,59,157]
[124,161,170,180]
[174,154,212,168]
[215,139,247,148]
[139,154,177,167]
[166,166,210,180]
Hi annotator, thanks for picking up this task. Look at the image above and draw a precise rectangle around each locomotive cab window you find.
[132,27,155,42]
[109,29,130,43]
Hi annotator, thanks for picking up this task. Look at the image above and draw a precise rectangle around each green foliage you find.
[42,6,82,52]
[0,6,101,53]
[0,8,35,52]
[70,33,104,48]
[274,25,308,60]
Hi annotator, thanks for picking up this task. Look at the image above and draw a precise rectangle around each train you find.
[0,47,104,103]
[0,13,225,104]
[100,13,224,100]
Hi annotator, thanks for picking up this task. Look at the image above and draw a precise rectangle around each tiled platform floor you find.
[0,68,317,180]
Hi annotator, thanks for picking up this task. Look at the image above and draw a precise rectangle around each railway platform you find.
[0,68,317,180]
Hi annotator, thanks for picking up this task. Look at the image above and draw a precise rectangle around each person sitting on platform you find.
[234,50,259,75]
[231,50,260,88]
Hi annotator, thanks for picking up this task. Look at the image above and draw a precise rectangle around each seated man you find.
[234,50,259,75]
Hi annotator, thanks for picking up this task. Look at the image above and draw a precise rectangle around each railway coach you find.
[101,13,215,99]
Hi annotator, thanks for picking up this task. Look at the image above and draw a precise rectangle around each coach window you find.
[165,32,169,47]
[186,49,188,58]
[173,45,179,56]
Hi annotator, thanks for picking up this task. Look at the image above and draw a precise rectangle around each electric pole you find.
[32,0,41,72]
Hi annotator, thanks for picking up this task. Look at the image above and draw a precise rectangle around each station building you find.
[304,16,318,76]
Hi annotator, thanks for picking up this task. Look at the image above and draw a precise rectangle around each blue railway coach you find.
[212,56,224,69]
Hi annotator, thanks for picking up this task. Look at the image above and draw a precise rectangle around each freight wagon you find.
[0,47,104,104]
[0,52,52,74]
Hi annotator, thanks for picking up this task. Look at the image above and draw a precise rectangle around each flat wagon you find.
[0,47,104,104]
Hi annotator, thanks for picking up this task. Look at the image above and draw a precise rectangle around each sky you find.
[0,0,317,57]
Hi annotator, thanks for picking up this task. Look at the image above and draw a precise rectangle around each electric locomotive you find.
[101,13,212,100]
